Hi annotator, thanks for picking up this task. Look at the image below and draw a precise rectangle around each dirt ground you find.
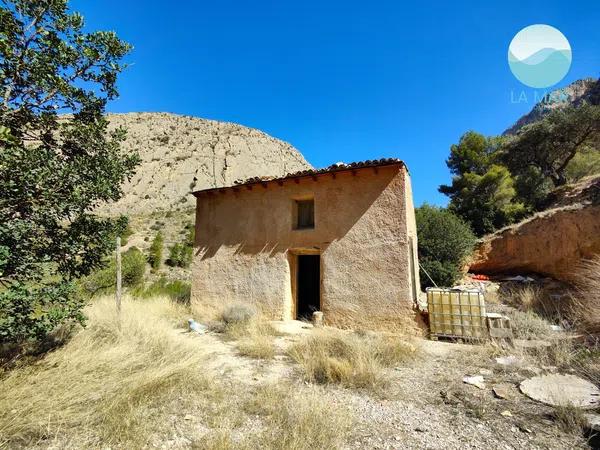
[188,322,589,450]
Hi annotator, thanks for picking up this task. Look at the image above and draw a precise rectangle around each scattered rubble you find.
[495,355,523,366]
[463,375,486,390]
[493,384,512,399]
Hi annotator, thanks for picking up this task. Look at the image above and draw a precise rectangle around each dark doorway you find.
[296,255,320,320]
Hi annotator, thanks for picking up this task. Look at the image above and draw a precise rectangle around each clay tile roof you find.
[192,157,405,196]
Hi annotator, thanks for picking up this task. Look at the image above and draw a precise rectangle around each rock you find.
[479,368,493,376]
[516,423,533,433]
[520,374,600,409]
[500,410,513,417]
[584,413,600,432]
[504,79,600,135]
[100,113,311,216]
[463,375,486,390]
[495,355,522,366]
[493,384,512,399]
[469,185,600,284]
[183,414,193,421]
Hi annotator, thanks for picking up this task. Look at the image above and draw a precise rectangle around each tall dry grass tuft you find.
[0,295,211,448]
[571,256,600,336]
[287,328,419,391]
[239,384,351,450]
[211,304,278,360]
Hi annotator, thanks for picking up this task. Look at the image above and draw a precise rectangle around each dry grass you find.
[197,384,351,450]
[287,328,420,391]
[0,295,212,448]
[552,404,588,435]
[504,308,554,340]
[0,297,353,448]
[571,256,600,336]
[503,284,543,311]
[211,304,278,360]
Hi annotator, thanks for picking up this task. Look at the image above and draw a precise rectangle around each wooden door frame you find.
[288,249,321,320]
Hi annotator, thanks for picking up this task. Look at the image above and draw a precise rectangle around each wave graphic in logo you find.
[508,24,571,89]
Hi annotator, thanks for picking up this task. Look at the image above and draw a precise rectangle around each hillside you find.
[469,175,600,282]
[99,113,311,280]
[504,77,599,135]
[101,112,310,216]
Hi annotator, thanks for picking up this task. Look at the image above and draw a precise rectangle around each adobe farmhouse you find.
[191,158,420,329]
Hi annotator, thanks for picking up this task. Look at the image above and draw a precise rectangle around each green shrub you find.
[135,278,191,304]
[147,232,163,270]
[416,204,476,289]
[166,227,194,268]
[166,243,182,267]
[80,247,146,296]
[0,283,85,343]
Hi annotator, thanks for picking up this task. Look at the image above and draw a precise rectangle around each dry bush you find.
[219,304,256,325]
[503,308,554,340]
[0,295,212,448]
[506,284,542,310]
[500,283,569,324]
[552,404,588,435]
[287,328,420,391]
[571,257,600,336]
[211,304,278,360]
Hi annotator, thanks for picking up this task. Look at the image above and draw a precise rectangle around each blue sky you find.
[72,0,599,205]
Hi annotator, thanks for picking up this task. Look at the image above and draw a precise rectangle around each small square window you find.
[295,199,314,229]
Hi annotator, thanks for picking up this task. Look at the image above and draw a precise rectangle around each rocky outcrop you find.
[469,176,600,282]
[99,112,311,216]
[504,78,600,135]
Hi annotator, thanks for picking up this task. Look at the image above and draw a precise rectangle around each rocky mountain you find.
[99,112,311,216]
[96,112,310,281]
[504,77,600,135]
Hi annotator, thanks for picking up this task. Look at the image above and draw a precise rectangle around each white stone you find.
[520,373,600,409]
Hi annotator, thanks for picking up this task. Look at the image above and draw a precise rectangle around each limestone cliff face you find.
[99,112,311,216]
[503,78,600,135]
[469,176,600,282]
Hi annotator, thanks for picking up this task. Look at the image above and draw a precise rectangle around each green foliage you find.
[0,282,85,342]
[440,105,600,235]
[166,243,182,267]
[0,1,135,343]
[80,247,146,296]
[415,204,476,289]
[502,104,600,188]
[440,132,527,236]
[133,278,191,304]
[147,232,163,270]
[166,226,194,268]
[445,131,497,176]
[564,146,600,182]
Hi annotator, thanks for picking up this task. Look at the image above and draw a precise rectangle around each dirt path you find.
[183,328,588,449]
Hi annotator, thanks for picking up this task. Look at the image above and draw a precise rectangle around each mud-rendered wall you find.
[191,165,419,329]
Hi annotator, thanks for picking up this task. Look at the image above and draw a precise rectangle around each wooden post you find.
[115,236,122,314]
